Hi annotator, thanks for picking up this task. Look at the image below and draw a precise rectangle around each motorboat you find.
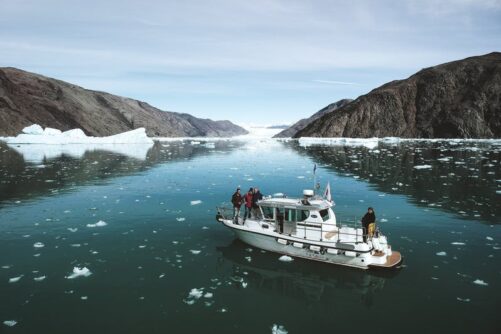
[216,190,402,270]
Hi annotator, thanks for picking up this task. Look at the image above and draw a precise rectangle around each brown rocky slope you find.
[0,67,248,137]
[295,52,501,138]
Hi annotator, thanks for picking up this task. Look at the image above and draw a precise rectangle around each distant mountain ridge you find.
[294,52,501,138]
[0,67,248,137]
[273,99,353,137]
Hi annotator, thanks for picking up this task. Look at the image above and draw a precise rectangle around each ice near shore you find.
[3,124,153,144]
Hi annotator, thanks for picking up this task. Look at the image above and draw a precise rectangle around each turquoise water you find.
[0,139,499,333]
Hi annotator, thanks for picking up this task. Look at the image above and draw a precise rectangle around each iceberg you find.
[298,137,379,149]
[3,125,154,145]
[66,266,92,279]
[1,125,154,163]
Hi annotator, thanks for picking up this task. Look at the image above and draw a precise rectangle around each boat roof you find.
[258,197,332,210]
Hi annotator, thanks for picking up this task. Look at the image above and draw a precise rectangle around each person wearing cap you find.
[231,187,243,223]
[361,207,376,243]
[243,188,254,222]
[252,187,263,219]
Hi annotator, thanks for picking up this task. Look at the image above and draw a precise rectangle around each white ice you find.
[188,288,204,299]
[176,218,186,222]
[66,267,92,279]
[3,125,153,145]
[279,255,293,262]
[190,200,202,205]
[271,324,288,334]
[8,275,22,283]
[414,165,432,170]
[34,275,46,282]
[203,292,213,298]
[436,251,447,256]
[3,320,17,327]
[33,242,45,248]
[473,279,488,286]
[298,137,379,149]
[190,250,201,255]
[86,220,107,228]
[451,242,466,246]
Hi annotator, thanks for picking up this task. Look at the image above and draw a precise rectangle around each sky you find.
[1,0,500,125]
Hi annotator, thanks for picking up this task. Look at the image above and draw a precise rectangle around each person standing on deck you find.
[252,187,263,218]
[361,207,376,243]
[231,187,243,223]
[243,188,254,222]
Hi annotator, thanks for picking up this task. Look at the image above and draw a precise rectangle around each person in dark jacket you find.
[243,188,254,222]
[361,207,376,243]
[252,187,263,218]
[231,187,243,223]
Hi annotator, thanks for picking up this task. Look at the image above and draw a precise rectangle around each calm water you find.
[0,139,500,333]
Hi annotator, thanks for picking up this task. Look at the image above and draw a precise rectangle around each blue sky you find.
[1,0,500,125]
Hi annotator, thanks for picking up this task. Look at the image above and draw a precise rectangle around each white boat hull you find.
[222,219,400,270]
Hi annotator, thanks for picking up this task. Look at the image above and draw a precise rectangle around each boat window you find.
[297,210,309,221]
[285,208,296,222]
[261,206,274,219]
[320,209,330,222]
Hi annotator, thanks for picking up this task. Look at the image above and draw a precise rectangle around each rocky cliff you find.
[273,99,353,137]
[295,52,501,138]
[0,67,248,137]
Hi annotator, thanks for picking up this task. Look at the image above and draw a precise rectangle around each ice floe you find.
[190,250,201,255]
[3,320,17,327]
[279,255,293,262]
[33,242,45,248]
[472,279,488,286]
[271,324,288,334]
[188,288,204,299]
[451,242,466,246]
[298,137,378,149]
[190,200,202,205]
[86,220,107,228]
[3,125,153,145]
[66,267,92,279]
[34,275,46,282]
[8,275,22,283]
[176,217,186,222]
[414,165,432,170]
[436,251,447,256]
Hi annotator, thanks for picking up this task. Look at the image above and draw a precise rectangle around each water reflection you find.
[217,240,397,308]
[0,140,243,206]
[290,141,501,223]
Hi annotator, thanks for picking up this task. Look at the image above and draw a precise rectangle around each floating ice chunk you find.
[203,292,213,298]
[380,218,388,223]
[34,275,46,282]
[190,200,202,206]
[451,242,466,246]
[486,236,493,241]
[188,288,204,299]
[8,275,22,283]
[176,218,186,222]
[457,297,471,302]
[3,320,17,327]
[436,251,447,256]
[473,279,488,286]
[297,176,305,179]
[86,220,107,228]
[81,296,88,300]
[33,242,45,248]
[66,267,92,279]
[279,255,293,262]
[67,228,78,232]
[217,308,228,313]
[184,299,195,305]
[242,282,248,288]
[245,256,252,262]
[22,124,44,135]
[271,324,288,334]
[190,250,201,255]
[414,165,432,170]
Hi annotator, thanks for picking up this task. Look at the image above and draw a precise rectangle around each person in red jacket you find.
[243,188,254,222]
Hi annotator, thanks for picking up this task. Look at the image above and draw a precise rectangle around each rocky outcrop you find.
[273,99,352,137]
[0,67,248,137]
[295,52,501,138]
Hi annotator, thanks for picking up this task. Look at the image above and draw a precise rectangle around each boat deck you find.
[368,251,402,269]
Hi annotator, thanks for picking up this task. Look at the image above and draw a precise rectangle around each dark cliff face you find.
[295,52,501,138]
[273,99,353,138]
[0,67,248,137]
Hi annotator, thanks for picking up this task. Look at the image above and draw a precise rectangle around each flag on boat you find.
[323,181,333,203]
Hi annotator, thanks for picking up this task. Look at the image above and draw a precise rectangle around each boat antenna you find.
[313,164,317,194]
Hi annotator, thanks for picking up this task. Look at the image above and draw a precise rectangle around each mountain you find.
[273,99,353,137]
[0,67,248,137]
[294,52,501,138]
